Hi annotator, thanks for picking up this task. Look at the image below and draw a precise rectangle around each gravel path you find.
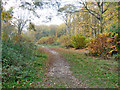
[42,46,88,88]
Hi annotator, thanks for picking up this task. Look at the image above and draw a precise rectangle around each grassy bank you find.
[3,49,48,88]
[52,48,119,88]
[2,40,48,88]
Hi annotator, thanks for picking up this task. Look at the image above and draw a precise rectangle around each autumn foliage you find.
[58,35,72,48]
[71,34,88,49]
[36,37,56,44]
[88,33,118,58]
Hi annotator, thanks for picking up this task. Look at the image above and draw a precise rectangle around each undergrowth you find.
[2,40,48,88]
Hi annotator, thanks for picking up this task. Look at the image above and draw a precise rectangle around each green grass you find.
[37,44,65,48]
[57,49,118,88]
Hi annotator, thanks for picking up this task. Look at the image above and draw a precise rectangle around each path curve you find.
[42,46,88,88]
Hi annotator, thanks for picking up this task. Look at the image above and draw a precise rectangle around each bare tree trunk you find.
[99,1,103,33]
[18,26,22,35]
[72,23,75,35]
[65,23,70,35]
[94,29,97,38]
[2,20,4,33]
[0,1,1,40]
[72,14,75,35]
[67,26,70,34]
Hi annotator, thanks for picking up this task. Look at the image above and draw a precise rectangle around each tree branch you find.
[97,2,100,8]
[82,1,100,20]
[102,3,112,13]
[21,19,29,31]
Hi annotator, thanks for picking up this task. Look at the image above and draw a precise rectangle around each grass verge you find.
[37,44,65,48]
[52,48,119,88]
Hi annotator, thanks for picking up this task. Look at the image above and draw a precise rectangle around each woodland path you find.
[42,46,88,88]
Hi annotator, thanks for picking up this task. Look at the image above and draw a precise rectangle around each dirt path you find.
[42,46,88,88]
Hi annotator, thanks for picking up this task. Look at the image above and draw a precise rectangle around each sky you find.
[3,0,119,27]
[3,0,81,26]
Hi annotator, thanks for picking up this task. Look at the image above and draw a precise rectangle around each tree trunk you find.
[18,27,21,35]
[0,1,1,40]
[99,1,103,33]
[66,25,70,35]
[94,29,97,38]
[2,20,4,33]
[72,14,75,35]
[72,24,75,35]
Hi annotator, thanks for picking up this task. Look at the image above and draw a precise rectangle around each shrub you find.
[88,33,118,58]
[71,34,87,49]
[46,37,56,44]
[2,31,10,42]
[51,42,60,46]
[58,35,72,48]
[85,38,91,46]
[2,32,49,88]
[36,37,48,44]
[11,34,33,44]
[36,37,55,44]
[2,36,36,86]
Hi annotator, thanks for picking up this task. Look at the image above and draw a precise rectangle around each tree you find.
[0,1,1,39]
[58,4,78,35]
[103,2,118,33]
[1,9,12,32]
[20,0,61,22]
[72,8,95,37]
[12,8,31,35]
[48,25,58,37]
[81,1,113,33]
[56,23,66,37]
[16,19,30,35]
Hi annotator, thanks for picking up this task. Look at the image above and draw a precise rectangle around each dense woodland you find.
[0,0,120,88]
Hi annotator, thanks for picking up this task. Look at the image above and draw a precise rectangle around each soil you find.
[42,46,88,88]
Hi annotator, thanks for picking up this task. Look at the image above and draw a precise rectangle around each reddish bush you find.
[36,37,56,44]
[88,33,118,59]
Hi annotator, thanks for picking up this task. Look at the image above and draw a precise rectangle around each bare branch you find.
[102,3,112,13]
[97,2,100,8]
[81,0,100,20]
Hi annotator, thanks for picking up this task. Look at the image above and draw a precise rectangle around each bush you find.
[71,34,87,49]
[51,42,60,46]
[88,33,118,58]
[36,37,48,44]
[36,37,56,44]
[85,38,91,46]
[2,36,36,86]
[58,35,72,48]
[2,31,10,42]
[2,32,49,88]
[11,34,34,43]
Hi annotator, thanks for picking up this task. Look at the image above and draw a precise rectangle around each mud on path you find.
[42,46,88,88]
